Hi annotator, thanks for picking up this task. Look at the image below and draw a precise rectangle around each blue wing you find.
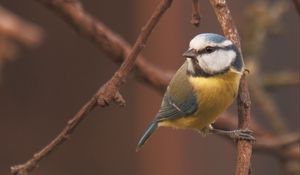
[156,93,198,121]
[136,62,198,150]
[137,93,197,150]
[155,62,198,121]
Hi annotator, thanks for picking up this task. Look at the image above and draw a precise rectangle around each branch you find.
[255,133,300,161]
[208,0,240,48]
[0,6,43,63]
[0,6,43,47]
[190,0,201,27]
[255,132,300,150]
[11,95,98,175]
[7,0,297,174]
[236,73,253,175]
[209,1,253,175]
[263,71,300,90]
[97,0,173,106]
[10,0,173,174]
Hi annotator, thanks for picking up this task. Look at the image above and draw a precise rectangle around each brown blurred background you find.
[0,0,299,175]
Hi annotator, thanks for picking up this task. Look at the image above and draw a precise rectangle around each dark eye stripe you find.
[197,46,217,55]
[197,45,233,55]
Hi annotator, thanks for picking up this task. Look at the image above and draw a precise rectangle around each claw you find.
[230,129,256,143]
[210,128,256,143]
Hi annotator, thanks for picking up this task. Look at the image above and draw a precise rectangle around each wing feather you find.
[155,62,198,121]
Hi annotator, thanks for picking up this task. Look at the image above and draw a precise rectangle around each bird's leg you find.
[209,126,256,142]
[198,125,211,136]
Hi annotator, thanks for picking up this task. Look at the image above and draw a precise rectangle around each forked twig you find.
[191,0,201,27]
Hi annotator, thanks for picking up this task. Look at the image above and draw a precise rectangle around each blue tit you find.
[137,33,254,151]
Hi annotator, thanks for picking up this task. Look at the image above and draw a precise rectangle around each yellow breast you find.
[160,69,241,130]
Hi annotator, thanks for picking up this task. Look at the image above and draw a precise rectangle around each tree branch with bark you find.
[3,0,298,175]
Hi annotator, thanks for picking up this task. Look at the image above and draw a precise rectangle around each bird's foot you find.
[210,128,256,143]
[228,129,256,142]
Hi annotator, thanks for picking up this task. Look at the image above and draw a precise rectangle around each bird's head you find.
[183,33,244,77]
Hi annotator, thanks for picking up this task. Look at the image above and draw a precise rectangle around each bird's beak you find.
[182,49,197,59]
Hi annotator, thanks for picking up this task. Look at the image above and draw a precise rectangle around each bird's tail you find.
[136,121,158,151]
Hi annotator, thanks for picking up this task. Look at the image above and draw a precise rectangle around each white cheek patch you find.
[197,50,236,74]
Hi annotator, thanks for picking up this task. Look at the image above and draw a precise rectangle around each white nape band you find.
[221,40,233,47]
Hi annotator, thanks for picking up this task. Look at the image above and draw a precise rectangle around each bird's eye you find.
[205,46,214,53]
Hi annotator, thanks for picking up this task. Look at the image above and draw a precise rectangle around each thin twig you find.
[255,134,300,161]
[208,0,241,48]
[263,71,300,90]
[209,1,253,175]
[97,0,173,106]
[10,0,173,174]
[255,132,300,150]
[0,6,43,47]
[191,0,201,27]
[11,96,98,175]
[0,6,43,63]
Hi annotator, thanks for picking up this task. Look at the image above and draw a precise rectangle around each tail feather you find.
[136,121,158,151]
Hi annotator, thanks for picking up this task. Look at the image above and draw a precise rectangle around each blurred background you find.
[0,0,299,175]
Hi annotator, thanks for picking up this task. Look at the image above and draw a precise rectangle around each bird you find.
[136,33,255,151]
